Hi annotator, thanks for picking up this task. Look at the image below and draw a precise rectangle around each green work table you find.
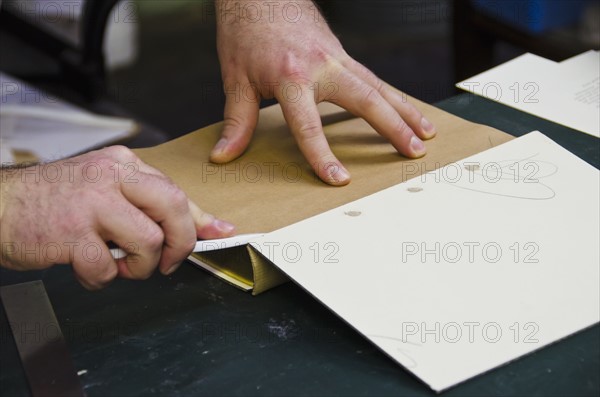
[1,94,599,396]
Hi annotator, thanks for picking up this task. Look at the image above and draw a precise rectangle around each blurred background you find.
[1,0,599,147]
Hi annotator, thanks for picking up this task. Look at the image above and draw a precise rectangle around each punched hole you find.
[407,187,423,193]
[344,211,362,217]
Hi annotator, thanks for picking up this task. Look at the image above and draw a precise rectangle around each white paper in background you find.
[457,51,600,138]
[0,73,136,163]
[252,131,600,392]
[0,138,14,163]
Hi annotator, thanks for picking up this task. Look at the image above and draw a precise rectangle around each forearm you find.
[214,0,322,26]
[1,165,20,220]
[0,165,27,269]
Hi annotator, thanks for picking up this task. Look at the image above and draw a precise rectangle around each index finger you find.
[119,172,197,274]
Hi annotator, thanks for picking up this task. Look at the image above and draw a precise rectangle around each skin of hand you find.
[211,0,437,186]
[0,146,235,290]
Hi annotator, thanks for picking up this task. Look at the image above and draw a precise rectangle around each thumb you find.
[210,85,260,163]
[188,200,236,239]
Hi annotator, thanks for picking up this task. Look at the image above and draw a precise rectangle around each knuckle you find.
[359,87,381,109]
[359,62,381,86]
[403,102,422,120]
[298,121,323,140]
[367,74,385,93]
[172,197,190,218]
[92,156,117,171]
[154,172,174,185]
[283,71,311,86]
[312,47,330,64]
[395,119,414,138]
[96,264,119,285]
[181,236,197,254]
[165,184,189,214]
[105,145,136,160]
[77,263,117,290]
[144,225,165,251]
[280,54,312,84]
[185,237,196,252]
[106,145,135,156]
[223,113,247,132]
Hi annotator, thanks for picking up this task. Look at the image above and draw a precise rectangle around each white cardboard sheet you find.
[251,131,600,392]
[457,51,600,138]
[0,73,136,163]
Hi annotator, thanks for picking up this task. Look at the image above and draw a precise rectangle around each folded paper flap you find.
[192,246,254,286]
[246,245,288,295]
[189,244,289,295]
[135,96,513,234]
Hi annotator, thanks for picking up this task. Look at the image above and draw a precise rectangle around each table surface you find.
[1,94,599,397]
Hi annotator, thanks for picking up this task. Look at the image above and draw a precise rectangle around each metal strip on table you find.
[0,281,85,397]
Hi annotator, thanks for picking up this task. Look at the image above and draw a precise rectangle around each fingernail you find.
[213,219,236,235]
[166,261,182,275]
[410,136,426,155]
[212,138,228,156]
[329,165,350,185]
[420,117,435,134]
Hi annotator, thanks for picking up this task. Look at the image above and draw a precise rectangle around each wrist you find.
[215,0,320,26]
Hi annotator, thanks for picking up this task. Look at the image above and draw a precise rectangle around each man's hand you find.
[0,146,235,290]
[212,0,436,185]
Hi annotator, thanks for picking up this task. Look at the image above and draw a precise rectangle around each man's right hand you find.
[0,146,235,290]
